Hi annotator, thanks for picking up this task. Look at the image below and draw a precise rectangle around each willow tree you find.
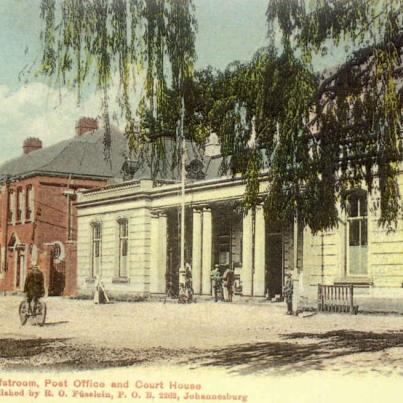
[198,0,402,233]
[39,0,196,165]
[39,0,196,275]
[266,0,403,231]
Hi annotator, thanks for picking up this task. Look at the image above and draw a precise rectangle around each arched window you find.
[91,222,102,278]
[347,189,368,276]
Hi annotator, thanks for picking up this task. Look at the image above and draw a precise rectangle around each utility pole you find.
[179,95,186,284]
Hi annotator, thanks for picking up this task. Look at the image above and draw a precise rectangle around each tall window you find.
[16,187,23,222]
[91,222,102,278]
[25,185,33,221]
[347,190,368,276]
[7,190,14,223]
[118,219,128,278]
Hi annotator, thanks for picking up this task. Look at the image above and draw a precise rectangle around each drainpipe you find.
[179,96,186,284]
[1,176,10,291]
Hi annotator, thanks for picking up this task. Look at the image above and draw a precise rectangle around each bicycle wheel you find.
[34,302,47,326]
[18,301,29,325]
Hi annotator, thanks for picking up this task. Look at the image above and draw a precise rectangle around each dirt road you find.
[0,296,402,375]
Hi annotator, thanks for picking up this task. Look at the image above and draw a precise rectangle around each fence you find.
[317,284,358,314]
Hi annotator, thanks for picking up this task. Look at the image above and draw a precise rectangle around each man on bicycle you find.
[24,265,45,313]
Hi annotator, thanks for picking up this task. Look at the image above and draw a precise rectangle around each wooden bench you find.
[317,284,358,314]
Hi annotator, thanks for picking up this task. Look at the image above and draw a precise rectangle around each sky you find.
[0,0,342,165]
[0,0,269,164]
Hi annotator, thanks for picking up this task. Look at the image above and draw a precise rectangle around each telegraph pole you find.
[179,96,186,284]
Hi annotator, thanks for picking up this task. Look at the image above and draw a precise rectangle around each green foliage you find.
[38,0,402,232]
[39,0,197,168]
[203,0,402,231]
[264,0,403,230]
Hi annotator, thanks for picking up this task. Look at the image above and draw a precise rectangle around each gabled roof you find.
[0,127,129,182]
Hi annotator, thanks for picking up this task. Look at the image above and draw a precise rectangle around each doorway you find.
[265,232,283,299]
[166,208,192,296]
[15,248,26,290]
[48,244,66,296]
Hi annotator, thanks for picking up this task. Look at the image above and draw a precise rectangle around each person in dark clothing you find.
[211,264,222,302]
[24,265,45,313]
[223,267,235,302]
[184,263,194,301]
[283,274,293,315]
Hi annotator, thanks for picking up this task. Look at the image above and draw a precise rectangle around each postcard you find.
[0,1,402,402]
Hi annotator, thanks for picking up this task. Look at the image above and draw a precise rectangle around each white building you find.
[76,141,297,301]
[75,144,403,312]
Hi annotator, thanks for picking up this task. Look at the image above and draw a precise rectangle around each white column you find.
[149,212,162,293]
[192,208,202,294]
[242,210,253,296]
[254,205,266,296]
[292,217,299,313]
[201,207,212,295]
[158,213,168,293]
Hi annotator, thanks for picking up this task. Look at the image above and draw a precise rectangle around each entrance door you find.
[266,234,283,299]
[49,245,66,296]
[15,250,25,289]
[167,213,180,296]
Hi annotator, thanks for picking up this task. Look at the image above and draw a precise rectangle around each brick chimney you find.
[23,137,42,154]
[75,117,98,136]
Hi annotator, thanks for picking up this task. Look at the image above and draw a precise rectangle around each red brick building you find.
[0,118,128,296]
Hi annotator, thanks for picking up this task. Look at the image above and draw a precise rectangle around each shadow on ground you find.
[188,330,403,375]
[0,338,69,359]
[0,337,196,370]
[1,330,403,374]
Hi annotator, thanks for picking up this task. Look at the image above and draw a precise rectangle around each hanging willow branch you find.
[184,0,402,231]
[39,0,197,173]
[37,0,402,231]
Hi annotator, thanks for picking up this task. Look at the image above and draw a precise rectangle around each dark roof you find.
[0,125,226,184]
[0,127,130,182]
[121,138,213,182]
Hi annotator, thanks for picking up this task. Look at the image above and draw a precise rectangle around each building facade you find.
[76,152,403,312]
[300,174,403,313]
[76,163,297,300]
[0,118,129,296]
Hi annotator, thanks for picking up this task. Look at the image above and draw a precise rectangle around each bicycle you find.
[19,298,47,326]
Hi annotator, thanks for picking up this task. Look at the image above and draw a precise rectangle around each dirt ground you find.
[0,295,402,375]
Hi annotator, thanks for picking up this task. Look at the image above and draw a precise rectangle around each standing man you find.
[222,266,235,302]
[283,273,293,315]
[184,262,193,303]
[24,265,45,313]
[211,264,222,302]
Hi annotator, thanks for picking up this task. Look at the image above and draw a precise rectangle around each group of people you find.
[177,263,236,303]
[177,263,292,309]
[211,264,235,302]
[178,263,194,303]
[23,262,293,314]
